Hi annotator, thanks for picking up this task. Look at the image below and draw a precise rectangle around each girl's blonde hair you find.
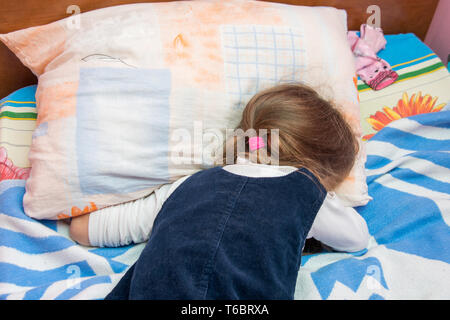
[222,83,359,191]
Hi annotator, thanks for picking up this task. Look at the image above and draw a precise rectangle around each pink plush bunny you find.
[348,24,398,90]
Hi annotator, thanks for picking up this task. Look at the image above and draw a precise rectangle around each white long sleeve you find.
[88,176,189,247]
[307,192,370,252]
[88,157,369,251]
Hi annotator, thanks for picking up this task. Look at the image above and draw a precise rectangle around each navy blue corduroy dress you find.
[105,166,326,300]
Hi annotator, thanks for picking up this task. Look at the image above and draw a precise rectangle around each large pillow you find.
[0,0,370,219]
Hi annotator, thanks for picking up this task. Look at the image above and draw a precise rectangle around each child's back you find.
[106,165,326,299]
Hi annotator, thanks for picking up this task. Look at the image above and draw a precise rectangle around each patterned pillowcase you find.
[0,0,370,219]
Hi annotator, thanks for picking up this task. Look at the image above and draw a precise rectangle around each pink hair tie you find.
[249,136,265,151]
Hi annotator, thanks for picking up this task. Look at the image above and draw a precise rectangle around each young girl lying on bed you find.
[69,83,369,299]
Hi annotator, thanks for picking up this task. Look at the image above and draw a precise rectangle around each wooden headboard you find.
[0,0,439,98]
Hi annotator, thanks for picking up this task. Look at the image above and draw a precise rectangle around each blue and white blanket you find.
[1,111,449,300]
[296,110,450,299]
[0,189,145,299]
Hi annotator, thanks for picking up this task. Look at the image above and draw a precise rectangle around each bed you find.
[1,0,449,300]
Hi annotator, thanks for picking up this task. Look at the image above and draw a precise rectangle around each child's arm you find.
[69,175,190,247]
[307,192,370,252]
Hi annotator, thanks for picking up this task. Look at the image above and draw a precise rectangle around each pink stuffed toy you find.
[348,24,398,90]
